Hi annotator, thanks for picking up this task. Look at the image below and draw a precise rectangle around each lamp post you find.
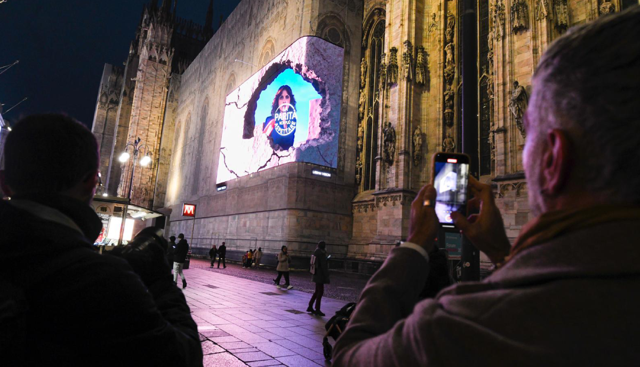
[117,137,152,245]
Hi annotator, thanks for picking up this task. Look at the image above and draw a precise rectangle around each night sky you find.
[0,0,241,129]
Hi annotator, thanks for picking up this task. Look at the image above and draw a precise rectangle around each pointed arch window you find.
[361,19,385,191]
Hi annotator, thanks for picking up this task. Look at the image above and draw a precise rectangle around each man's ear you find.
[77,170,100,202]
[543,129,573,196]
[0,170,13,197]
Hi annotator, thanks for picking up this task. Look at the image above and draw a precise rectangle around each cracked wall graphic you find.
[217,36,344,184]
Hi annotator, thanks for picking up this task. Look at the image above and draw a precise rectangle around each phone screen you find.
[433,158,469,224]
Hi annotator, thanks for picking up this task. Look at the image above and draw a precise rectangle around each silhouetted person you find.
[307,241,329,316]
[208,244,217,267]
[334,8,640,366]
[217,242,226,268]
[0,114,202,366]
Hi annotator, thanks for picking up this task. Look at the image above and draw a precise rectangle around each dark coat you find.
[209,248,217,258]
[333,221,640,366]
[218,244,227,257]
[167,240,176,263]
[0,193,202,366]
[312,248,330,284]
[174,239,189,263]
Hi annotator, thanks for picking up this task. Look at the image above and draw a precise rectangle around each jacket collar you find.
[9,192,103,242]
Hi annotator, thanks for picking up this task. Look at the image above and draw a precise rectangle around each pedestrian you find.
[254,247,263,268]
[246,249,253,269]
[218,241,227,268]
[208,244,218,268]
[167,235,177,269]
[333,8,640,366]
[0,114,201,365]
[273,245,292,289]
[173,233,189,288]
[307,241,330,316]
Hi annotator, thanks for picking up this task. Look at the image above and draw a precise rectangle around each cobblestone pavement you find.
[180,262,370,366]
[189,258,370,303]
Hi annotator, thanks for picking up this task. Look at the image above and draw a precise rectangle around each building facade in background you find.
[92,0,214,209]
[93,0,635,273]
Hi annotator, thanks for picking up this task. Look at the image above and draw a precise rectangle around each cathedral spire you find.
[205,0,214,31]
[160,0,171,15]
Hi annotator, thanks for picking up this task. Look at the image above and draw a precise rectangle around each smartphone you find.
[431,152,470,226]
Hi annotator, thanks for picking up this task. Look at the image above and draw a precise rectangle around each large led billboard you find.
[217,36,344,184]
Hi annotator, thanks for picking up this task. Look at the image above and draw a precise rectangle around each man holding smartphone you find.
[333,7,640,366]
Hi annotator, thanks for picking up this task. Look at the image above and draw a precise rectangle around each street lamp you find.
[117,137,152,245]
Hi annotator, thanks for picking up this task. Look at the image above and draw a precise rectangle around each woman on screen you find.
[262,85,297,150]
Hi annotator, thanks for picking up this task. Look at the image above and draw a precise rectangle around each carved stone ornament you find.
[415,46,427,86]
[511,0,530,33]
[442,133,455,153]
[379,53,387,91]
[509,81,529,138]
[387,47,399,86]
[445,14,456,44]
[413,126,423,167]
[553,0,569,32]
[360,58,368,89]
[402,40,413,81]
[494,0,506,39]
[428,13,438,34]
[599,0,615,16]
[444,86,455,127]
[358,90,366,120]
[355,155,363,185]
[382,122,396,165]
[535,0,550,21]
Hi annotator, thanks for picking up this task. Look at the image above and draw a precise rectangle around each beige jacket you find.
[276,251,290,272]
[333,220,640,366]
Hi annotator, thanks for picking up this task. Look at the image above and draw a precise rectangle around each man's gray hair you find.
[532,6,640,203]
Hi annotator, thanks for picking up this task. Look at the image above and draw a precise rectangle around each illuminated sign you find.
[312,170,332,178]
[107,217,135,242]
[182,204,196,217]
[447,158,458,163]
[217,36,344,184]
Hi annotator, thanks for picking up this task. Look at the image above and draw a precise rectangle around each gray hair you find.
[531,6,640,204]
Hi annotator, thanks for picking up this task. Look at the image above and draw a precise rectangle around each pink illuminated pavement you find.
[183,267,350,366]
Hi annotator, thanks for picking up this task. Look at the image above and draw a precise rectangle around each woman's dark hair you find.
[270,85,296,116]
[281,245,287,252]
[318,241,326,249]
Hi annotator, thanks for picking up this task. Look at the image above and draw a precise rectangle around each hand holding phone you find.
[431,152,470,227]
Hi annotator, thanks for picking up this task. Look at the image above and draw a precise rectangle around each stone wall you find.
[162,0,364,258]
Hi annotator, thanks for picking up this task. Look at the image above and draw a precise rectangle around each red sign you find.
[447,158,458,163]
[182,204,196,217]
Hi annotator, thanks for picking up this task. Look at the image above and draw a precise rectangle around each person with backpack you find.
[307,241,330,316]
[0,114,201,366]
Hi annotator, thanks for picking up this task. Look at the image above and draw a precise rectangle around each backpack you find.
[309,254,317,274]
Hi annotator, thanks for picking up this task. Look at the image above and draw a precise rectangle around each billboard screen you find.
[217,36,344,184]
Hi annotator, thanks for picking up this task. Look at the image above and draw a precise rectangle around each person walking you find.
[208,244,218,268]
[174,233,189,288]
[254,247,263,268]
[307,241,330,316]
[167,235,177,271]
[273,245,292,289]
[217,241,227,268]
